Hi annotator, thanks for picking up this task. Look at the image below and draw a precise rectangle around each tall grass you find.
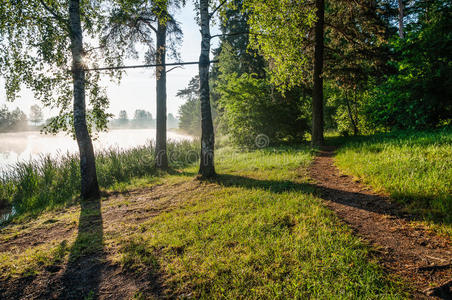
[0,140,199,219]
[334,128,452,234]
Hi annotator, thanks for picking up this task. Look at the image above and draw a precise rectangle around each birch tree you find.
[194,0,230,177]
[312,0,325,145]
[105,0,183,169]
[0,0,124,199]
[197,0,216,177]
[398,0,405,38]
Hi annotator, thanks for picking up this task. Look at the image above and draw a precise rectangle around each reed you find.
[0,140,199,219]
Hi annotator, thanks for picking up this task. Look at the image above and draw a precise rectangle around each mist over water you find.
[0,129,191,169]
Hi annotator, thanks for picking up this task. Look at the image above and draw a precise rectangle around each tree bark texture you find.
[312,0,325,146]
[198,0,215,177]
[398,0,404,38]
[155,20,168,169]
[69,0,100,199]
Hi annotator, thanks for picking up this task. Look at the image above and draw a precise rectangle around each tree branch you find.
[210,31,249,39]
[38,0,68,29]
[209,0,228,19]
[137,16,158,33]
[324,22,362,47]
[210,31,273,39]
[85,60,219,71]
[85,46,104,53]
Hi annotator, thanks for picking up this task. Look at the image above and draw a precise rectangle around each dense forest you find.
[177,0,451,144]
[0,0,451,299]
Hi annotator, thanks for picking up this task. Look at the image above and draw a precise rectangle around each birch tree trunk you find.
[312,0,325,146]
[69,0,100,199]
[155,20,168,169]
[198,0,216,177]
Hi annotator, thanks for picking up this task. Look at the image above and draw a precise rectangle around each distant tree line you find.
[0,105,46,132]
[109,109,179,129]
[0,104,181,132]
[0,106,27,132]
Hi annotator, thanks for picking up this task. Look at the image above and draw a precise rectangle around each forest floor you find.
[0,145,450,299]
[309,146,452,299]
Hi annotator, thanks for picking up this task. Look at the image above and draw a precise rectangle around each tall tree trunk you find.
[345,90,358,136]
[198,0,215,177]
[398,0,404,38]
[155,20,168,169]
[312,0,325,146]
[353,90,359,136]
[69,0,100,199]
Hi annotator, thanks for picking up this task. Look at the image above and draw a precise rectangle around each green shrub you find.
[218,73,309,148]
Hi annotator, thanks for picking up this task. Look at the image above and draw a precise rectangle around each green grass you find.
[0,145,407,298]
[0,140,199,220]
[119,146,404,298]
[334,128,452,236]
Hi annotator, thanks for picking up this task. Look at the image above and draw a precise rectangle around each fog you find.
[0,129,191,169]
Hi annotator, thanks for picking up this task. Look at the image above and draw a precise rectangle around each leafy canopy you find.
[244,0,316,90]
[0,0,128,136]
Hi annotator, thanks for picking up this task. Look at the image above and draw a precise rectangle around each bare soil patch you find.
[309,146,452,299]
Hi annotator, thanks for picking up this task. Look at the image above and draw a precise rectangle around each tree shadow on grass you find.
[55,195,169,299]
[211,173,452,227]
[214,173,315,194]
[59,198,105,299]
[0,198,105,300]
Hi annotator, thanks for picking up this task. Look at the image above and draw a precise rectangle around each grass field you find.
[0,146,405,298]
[334,128,452,236]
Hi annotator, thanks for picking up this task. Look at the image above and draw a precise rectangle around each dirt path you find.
[309,146,452,299]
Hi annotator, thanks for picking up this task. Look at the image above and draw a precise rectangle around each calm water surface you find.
[0,129,191,170]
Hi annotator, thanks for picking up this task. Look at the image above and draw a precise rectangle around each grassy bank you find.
[0,140,199,220]
[0,146,405,298]
[334,128,452,236]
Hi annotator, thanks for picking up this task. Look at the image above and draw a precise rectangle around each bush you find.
[218,73,309,148]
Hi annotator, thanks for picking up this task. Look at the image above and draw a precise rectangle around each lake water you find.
[0,129,192,170]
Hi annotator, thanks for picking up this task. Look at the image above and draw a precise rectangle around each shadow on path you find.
[310,146,452,299]
[213,173,421,223]
[211,169,452,298]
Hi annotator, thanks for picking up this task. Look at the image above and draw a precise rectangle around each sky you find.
[0,2,220,120]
